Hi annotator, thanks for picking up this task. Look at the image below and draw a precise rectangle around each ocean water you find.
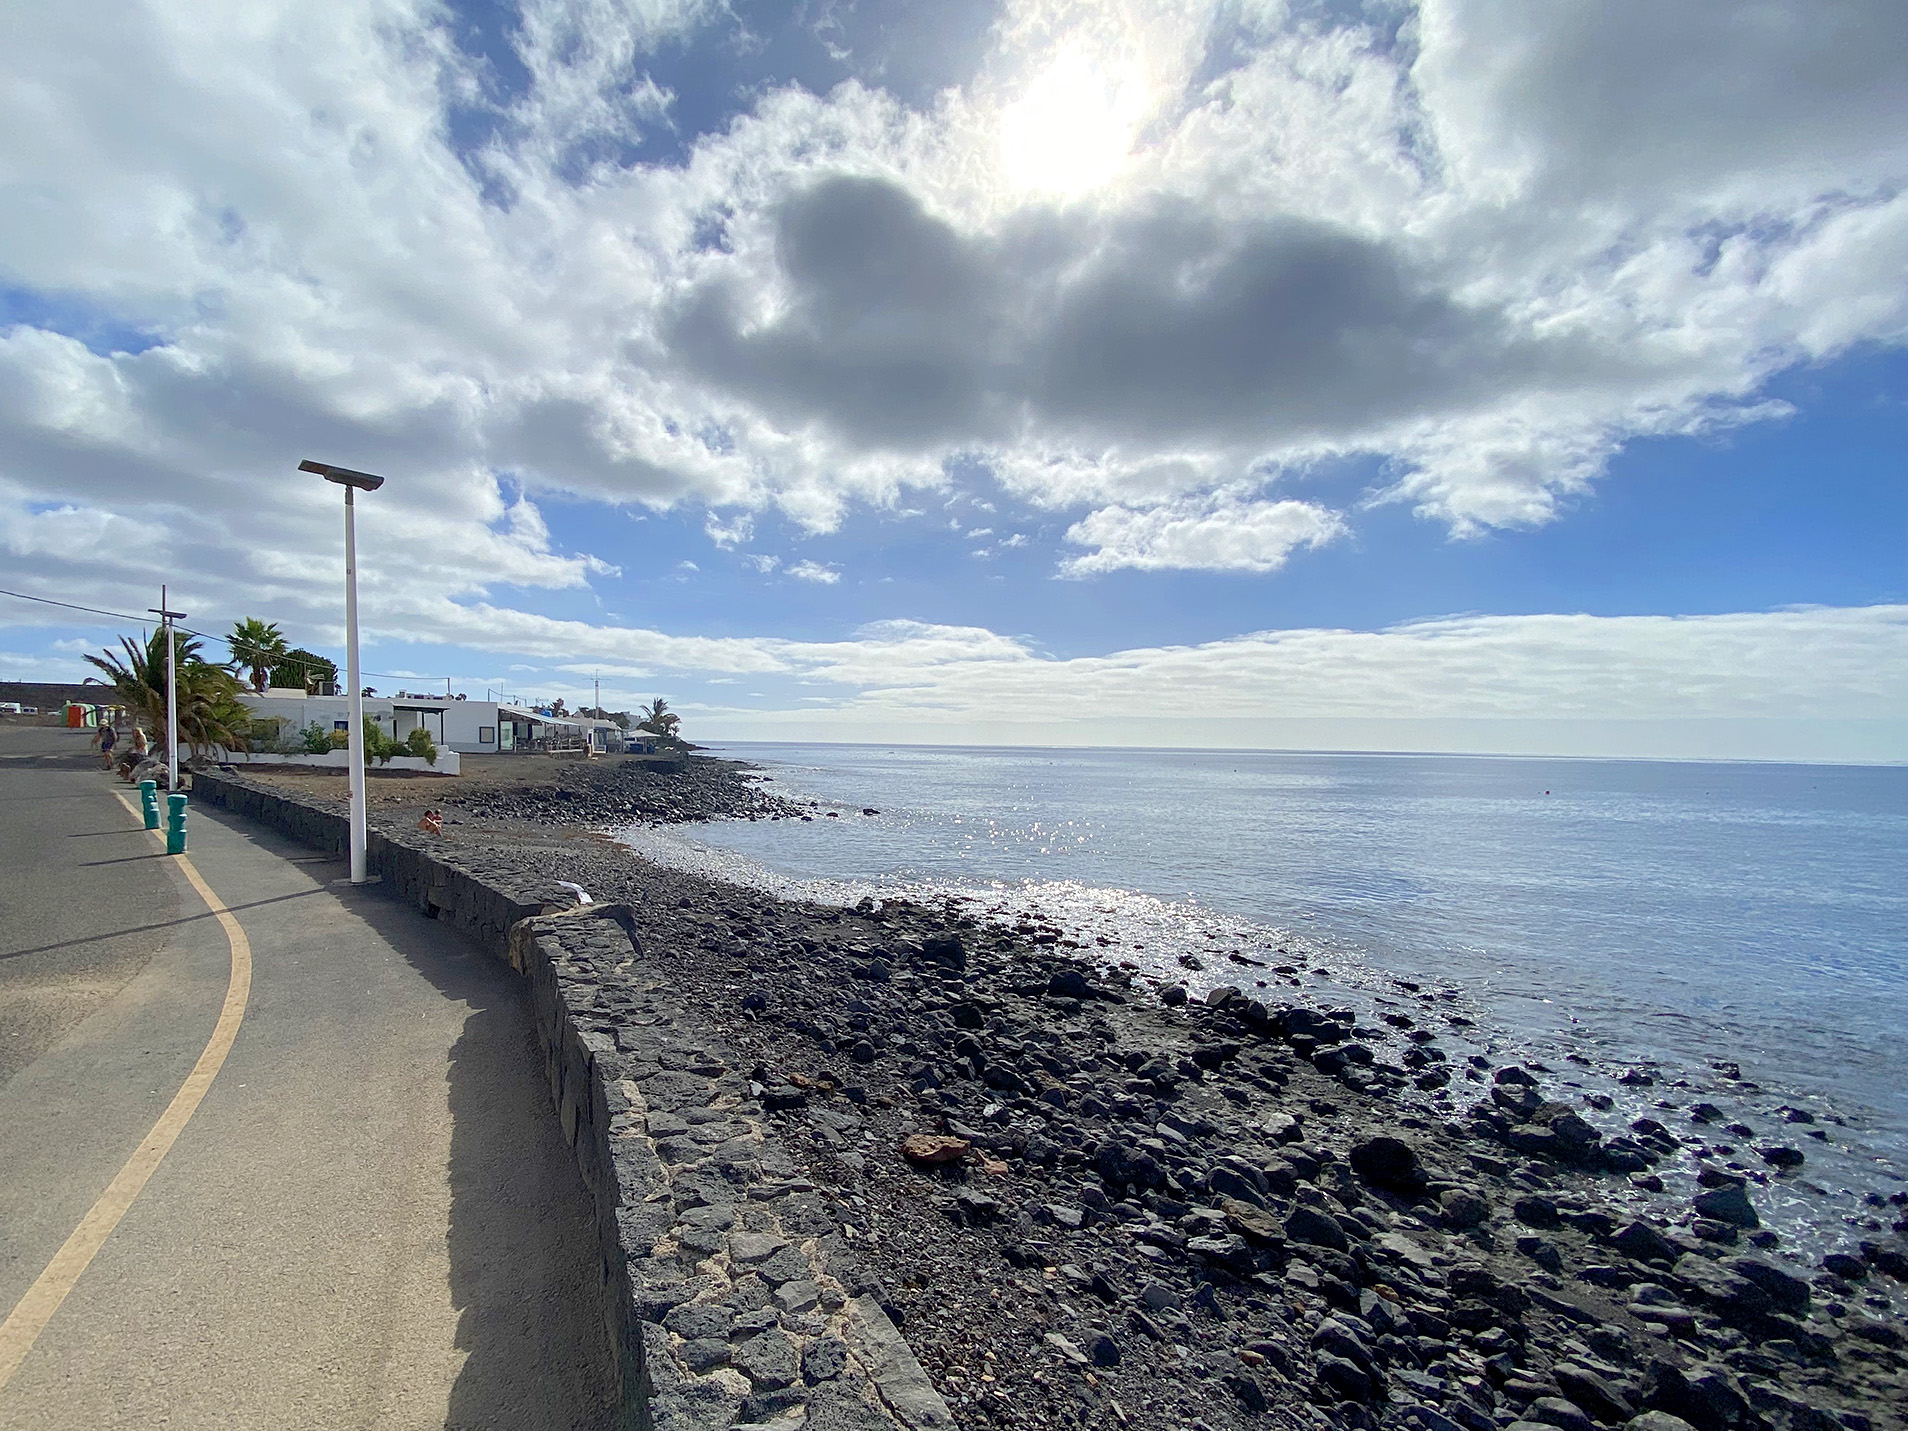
[617,744,1908,1247]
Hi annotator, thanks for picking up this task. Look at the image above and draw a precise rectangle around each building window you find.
[479,726,494,744]
[333,720,349,732]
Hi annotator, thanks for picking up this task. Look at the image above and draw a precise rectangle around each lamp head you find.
[300,459,386,492]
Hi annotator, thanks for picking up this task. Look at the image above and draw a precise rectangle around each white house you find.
[239,693,649,756]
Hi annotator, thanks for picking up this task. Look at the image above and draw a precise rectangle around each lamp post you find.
[301,459,386,884]
[149,585,186,791]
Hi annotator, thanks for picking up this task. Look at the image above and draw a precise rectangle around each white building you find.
[240,691,647,756]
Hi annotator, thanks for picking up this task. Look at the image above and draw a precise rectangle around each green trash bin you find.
[165,793,188,855]
[140,779,160,830]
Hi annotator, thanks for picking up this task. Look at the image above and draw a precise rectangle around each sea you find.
[615,743,1908,1258]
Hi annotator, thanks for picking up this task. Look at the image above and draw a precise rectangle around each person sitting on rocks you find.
[116,727,148,781]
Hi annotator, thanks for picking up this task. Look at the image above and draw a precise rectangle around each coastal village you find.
[2,615,684,776]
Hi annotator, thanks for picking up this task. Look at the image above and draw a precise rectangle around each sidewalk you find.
[0,729,614,1429]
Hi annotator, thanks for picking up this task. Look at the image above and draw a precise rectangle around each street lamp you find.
[301,459,386,884]
[149,585,186,792]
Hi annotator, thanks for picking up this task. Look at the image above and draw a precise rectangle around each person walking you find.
[98,720,117,767]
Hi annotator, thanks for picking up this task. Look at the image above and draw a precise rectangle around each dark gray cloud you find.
[671,176,1005,445]
[1417,0,1908,202]
[669,174,1630,458]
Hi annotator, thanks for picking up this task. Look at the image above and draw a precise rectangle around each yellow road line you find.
[0,789,253,1392]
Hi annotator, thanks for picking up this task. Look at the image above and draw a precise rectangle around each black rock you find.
[1691,1181,1758,1229]
[1860,1237,1908,1280]
[1349,1135,1426,1192]
[1720,1254,1811,1314]
[919,931,967,971]
[1048,969,1094,1000]
[1089,1333,1121,1367]
[1553,1364,1633,1423]
[1513,1194,1561,1229]
[1822,1251,1868,1280]
[1647,1362,1751,1431]
[1525,1395,1597,1431]
[1224,1370,1269,1414]
[1611,1220,1679,1265]
[1516,1234,1564,1272]
[1316,1353,1372,1402]
[1287,1204,1352,1252]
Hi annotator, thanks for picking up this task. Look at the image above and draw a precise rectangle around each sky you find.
[2,0,1904,761]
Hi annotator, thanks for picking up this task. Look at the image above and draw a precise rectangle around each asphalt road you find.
[0,726,614,1429]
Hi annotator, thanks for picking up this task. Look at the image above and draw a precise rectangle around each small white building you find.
[239,693,647,756]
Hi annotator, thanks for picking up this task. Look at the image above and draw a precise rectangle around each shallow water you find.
[618,743,1908,1255]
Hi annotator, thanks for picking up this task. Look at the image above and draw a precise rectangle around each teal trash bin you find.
[165,793,188,855]
[140,779,160,830]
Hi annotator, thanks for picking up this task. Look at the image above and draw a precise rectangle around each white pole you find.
[344,486,368,883]
[163,583,178,792]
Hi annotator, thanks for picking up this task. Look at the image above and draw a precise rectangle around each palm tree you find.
[271,647,338,695]
[636,697,681,742]
[228,618,288,694]
[86,630,252,759]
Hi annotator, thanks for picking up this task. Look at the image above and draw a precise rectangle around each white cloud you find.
[786,559,841,584]
[0,0,1895,606]
[0,0,1902,763]
[1062,495,1346,575]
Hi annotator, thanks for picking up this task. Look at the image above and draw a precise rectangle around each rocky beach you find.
[222,753,1908,1431]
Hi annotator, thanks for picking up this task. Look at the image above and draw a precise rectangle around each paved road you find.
[0,726,614,1429]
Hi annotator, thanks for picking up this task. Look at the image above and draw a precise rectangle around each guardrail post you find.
[140,779,160,830]
[165,792,188,855]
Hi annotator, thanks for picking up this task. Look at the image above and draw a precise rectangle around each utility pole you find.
[149,586,185,791]
[594,673,600,718]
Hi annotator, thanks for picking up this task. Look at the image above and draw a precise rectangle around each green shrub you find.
[403,727,438,765]
[301,722,335,754]
[362,718,400,764]
[246,718,298,754]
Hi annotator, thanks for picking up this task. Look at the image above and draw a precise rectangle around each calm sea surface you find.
[619,744,1908,1237]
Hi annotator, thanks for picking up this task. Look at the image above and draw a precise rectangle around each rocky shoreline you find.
[450,754,815,827]
[225,753,1908,1431]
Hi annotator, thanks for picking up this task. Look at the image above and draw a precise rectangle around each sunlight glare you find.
[999,50,1145,197]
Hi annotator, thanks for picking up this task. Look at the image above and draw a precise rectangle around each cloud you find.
[1062,494,1347,575]
[786,559,841,584]
[0,2,1898,571]
[0,0,1904,698]
[256,598,1899,756]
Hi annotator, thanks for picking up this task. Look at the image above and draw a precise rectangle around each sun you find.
[998,50,1146,198]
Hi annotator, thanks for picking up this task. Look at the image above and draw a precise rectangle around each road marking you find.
[0,789,253,1393]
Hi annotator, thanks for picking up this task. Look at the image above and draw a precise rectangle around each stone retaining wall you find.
[190,771,953,1431]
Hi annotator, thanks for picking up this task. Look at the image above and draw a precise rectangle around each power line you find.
[0,585,456,685]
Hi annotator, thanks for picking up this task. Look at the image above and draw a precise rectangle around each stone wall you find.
[190,771,954,1431]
